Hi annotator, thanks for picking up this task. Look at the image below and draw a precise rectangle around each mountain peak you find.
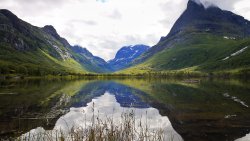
[108,44,150,71]
[43,25,56,32]
[42,25,61,40]
[0,9,17,18]
[188,0,202,6]
[71,45,93,56]
[188,0,218,9]
[0,9,20,24]
[163,0,250,39]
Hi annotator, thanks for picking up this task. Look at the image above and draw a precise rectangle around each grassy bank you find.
[1,67,250,80]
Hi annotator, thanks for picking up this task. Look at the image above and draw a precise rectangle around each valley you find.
[1,0,250,78]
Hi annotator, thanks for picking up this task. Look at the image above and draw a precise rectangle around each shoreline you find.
[1,71,250,81]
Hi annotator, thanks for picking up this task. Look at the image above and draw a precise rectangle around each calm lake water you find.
[0,78,250,141]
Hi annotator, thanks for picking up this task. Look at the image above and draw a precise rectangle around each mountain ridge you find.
[1,1,250,76]
[164,0,250,40]
[0,9,150,75]
[0,9,113,75]
[120,0,250,75]
[108,44,150,71]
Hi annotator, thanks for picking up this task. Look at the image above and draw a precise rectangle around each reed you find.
[17,107,172,141]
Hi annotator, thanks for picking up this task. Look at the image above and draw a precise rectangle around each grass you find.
[0,42,88,76]
[17,105,171,141]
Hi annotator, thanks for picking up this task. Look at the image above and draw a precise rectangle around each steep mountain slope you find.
[42,25,111,73]
[121,0,250,75]
[0,9,109,75]
[71,45,112,73]
[166,0,250,39]
[108,45,149,71]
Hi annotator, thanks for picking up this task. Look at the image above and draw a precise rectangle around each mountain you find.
[108,45,150,71]
[0,9,110,76]
[121,0,250,75]
[2,2,250,76]
[42,26,111,73]
[71,45,112,73]
[166,0,250,39]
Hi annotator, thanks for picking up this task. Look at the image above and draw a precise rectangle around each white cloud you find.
[0,0,249,60]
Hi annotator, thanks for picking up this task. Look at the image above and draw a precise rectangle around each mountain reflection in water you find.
[0,79,250,141]
[21,92,182,141]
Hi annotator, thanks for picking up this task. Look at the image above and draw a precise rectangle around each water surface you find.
[0,78,250,141]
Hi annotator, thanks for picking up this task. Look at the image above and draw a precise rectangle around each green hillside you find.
[119,33,250,76]
[1,1,250,77]
[0,9,110,76]
[0,43,86,76]
[118,1,250,77]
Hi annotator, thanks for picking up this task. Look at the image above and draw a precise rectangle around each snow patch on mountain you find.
[224,36,236,40]
[222,46,248,61]
[108,44,150,71]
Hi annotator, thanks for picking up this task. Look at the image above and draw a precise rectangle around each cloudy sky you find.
[0,0,250,60]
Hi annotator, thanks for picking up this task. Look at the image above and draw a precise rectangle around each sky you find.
[0,0,250,60]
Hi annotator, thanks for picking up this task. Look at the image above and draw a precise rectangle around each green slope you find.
[70,45,112,73]
[0,9,110,76]
[0,43,86,75]
[119,0,250,76]
[120,33,250,75]
[0,15,88,75]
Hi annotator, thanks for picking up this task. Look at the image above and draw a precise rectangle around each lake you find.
[0,78,250,141]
